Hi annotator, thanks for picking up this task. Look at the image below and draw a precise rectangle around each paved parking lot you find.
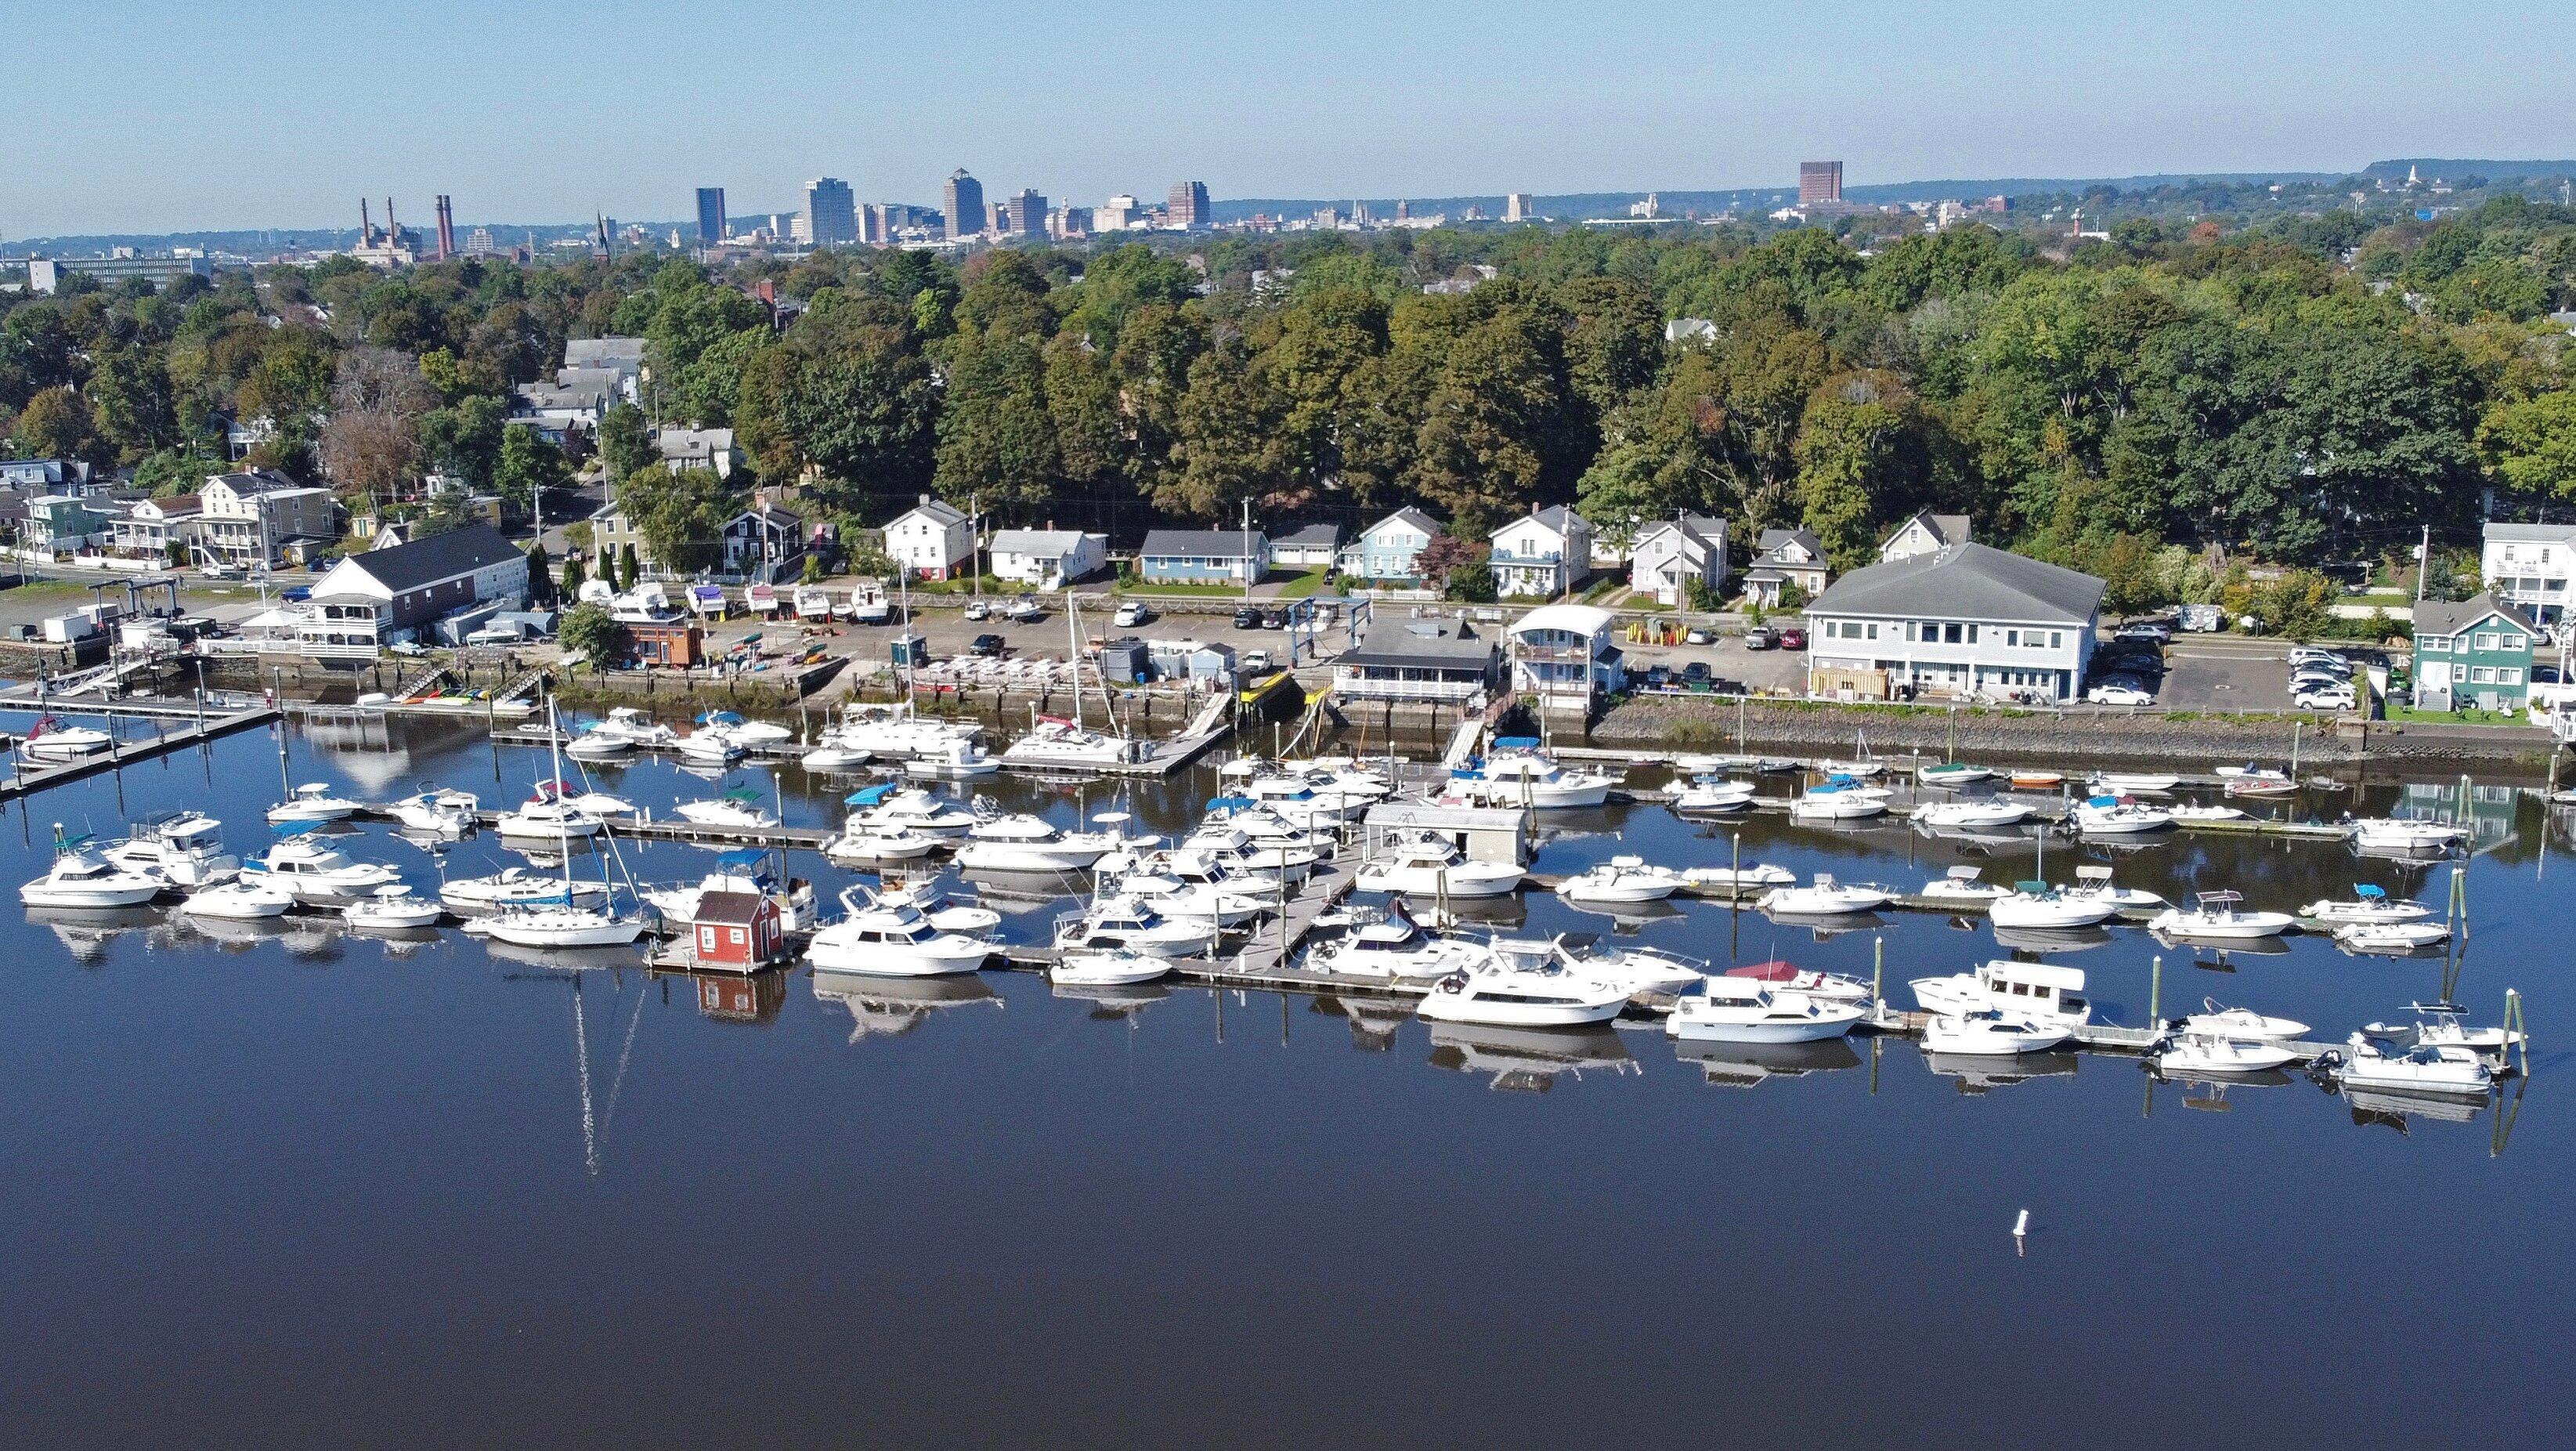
[2151,637,2297,711]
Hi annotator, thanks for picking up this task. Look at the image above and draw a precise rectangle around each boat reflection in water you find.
[479,939,647,972]
[2344,1086,2491,1131]
[958,867,1093,913]
[1560,898,1685,934]
[1054,979,1174,1022]
[811,968,1002,1044]
[1423,1020,1638,1093]
[1991,924,2115,954]
[26,905,163,964]
[1313,993,1410,1051]
[1924,1048,2081,1094]
[1674,1037,1863,1088]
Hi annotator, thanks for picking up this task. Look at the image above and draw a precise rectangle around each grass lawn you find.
[2383,704,2531,727]
[1117,577,1260,598]
[1273,570,1328,599]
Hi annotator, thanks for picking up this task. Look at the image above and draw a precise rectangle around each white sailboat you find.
[1001,595,1147,770]
[466,699,644,948]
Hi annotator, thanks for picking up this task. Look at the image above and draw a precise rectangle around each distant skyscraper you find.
[1394,199,1411,221]
[1002,189,1047,239]
[1168,179,1210,229]
[696,187,727,244]
[1504,193,1535,223]
[804,177,856,247]
[1799,161,1844,206]
[1100,194,1140,231]
[944,169,985,241]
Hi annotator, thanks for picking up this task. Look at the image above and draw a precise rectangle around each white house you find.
[109,493,208,563]
[1628,513,1729,607]
[1506,603,1624,708]
[2480,521,2576,629]
[294,522,529,647]
[1741,527,1830,607]
[200,470,337,568]
[883,494,975,580]
[1341,508,1441,584]
[990,528,1106,588]
[1878,510,1972,563]
[1803,542,2103,703]
[1489,506,1594,599]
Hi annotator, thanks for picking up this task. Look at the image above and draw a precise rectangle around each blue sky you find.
[10,0,2571,237]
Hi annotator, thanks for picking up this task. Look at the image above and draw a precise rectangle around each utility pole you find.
[970,493,981,599]
[1241,497,1253,602]
[2415,523,2431,606]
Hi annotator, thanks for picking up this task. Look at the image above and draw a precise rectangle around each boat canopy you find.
[2085,794,2120,807]
[2354,883,2386,899]
[2014,880,2052,895]
[1946,865,1985,881]
[844,783,898,807]
[1206,794,1258,811]
[1725,960,1803,982]
[722,787,764,802]
[715,849,767,870]
[1981,958,2086,990]
[1494,736,1541,750]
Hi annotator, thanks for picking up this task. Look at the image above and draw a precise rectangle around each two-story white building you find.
[1877,510,1971,563]
[2480,522,2576,630]
[1628,513,1729,607]
[1505,603,1624,709]
[883,495,975,580]
[1804,542,2104,703]
[1489,506,1593,600]
[199,471,338,569]
[1742,527,1830,607]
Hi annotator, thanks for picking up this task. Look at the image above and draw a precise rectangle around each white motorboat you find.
[1414,960,1631,1029]
[1353,831,1523,898]
[247,835,400,902]
[1920,1011,2072,1056]
[956,812,1128,871]
[2180,998,2309,1042]
[902,737,1001,780]
[673,787,781,830]
[1921,865,2011,903]
[2323,1033,2493,1097]
[1788,779,1891,821]
[637,849,817,935]
[1187,816,1328,881]
[2220,765,2298,798]
[2348,818,2467,852]
[1986,881,2121,929]
[1722,961,1877,1007]
[17,717,114,763]
[2070,795,2173,834]
[1667,775,1758,812]
[874,882,1003,935]
[822,817,942,863]
[2361,1008,2526,1059]
[1304,899,1487,982]
[1912,959,2091,1029]
[266,782,362,825]
[2150,890,2294,940]
[1109,858,1268,926]
[1916,762,1994,788]
[1913,799,2032,829]
[846,783,977,838]
[2300,883,2433,925]
[21,830,165,908]
[793,584,836,621]
[825,701,985,763]
[464,903,645,948]
[696,711,790,745]
[2155,1033,2298,1076]
[1052,950,1172,988]
[1001,714,1145,770]
[1759,874,1892,916]
[1450,739,1620,809]
[797,743,874,773]
[100,809,240,887]
[388,787,479,837]
[1667,975,1866,1044]
[2090,771,2180,794]
[1505,937,1702,997]
[1682,863,1798,890]
[564,729,634,762]
[1054,895,1219,957]
[1557,855,1683,904]
[807,886,994,976]
[591,707,680,748]
[181,877,297,920]
[2334,921,2451,953]
[494,781,605,840]
[342,884,443,930]
[675,727,748,764]
[849,586,892,624]
[2167,803,2247,823]
[2058,866,2165,911]
[440,867,608,912]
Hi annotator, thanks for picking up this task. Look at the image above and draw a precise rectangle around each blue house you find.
[1340,508,1442,585]
[1139,528,1268,585]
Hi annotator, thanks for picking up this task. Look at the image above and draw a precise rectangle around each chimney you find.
[385,197,396,241]
[359,198,373,244]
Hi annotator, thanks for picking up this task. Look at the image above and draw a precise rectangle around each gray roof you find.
[2415,592,2535,638]
[1807,542,2105,626]
[564,337,647,368]
[1499,505,1582,538]
[1755,526,1824,559]
[1142,528,1266,558]
[1365,507,1440,539]
[210,469,304,497]
[991,528,1094,556]
[1340,618,1498,671]
[1888,511,1971,548]
[2482,521,2576,545]
[1272,522,1345,548]
[892,495,966,527]
[334,523,522,593]
[1640,513,1726,549]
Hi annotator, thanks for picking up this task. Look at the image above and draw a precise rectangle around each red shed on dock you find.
[689,889,785,969]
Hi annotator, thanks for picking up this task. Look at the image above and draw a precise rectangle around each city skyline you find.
[8,0,2574,237]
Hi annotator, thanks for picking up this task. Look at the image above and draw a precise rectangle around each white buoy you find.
[2013,1208,2031,1238]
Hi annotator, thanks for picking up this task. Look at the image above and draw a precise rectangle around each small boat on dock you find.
[2320,1034,2494,1097]
[388,787,479,838]
[1912,959,2091,1030]
[2300,883,2433,924]
[1917,762,1994,789]
[2090,771,2180,794]
[2334,921,2451,953]
[1912,798,2031,830]
[1557,856,1684,905]
[2179,998,2308,1042]
[2347,818,2467,852]
[1760,874,1893,916]
[2149,890,2294,941]
[2008,769,2065,790]
[674,787,781,830]
[1666,775,1758,812]
[1787,778,1891,821]
[1414,961,1631,1029]
[1354,831,1523,898]
[1920,1011,2072,1056]
[266,782,362,826]
[2070,795,2173,834]
[342,884,444,930]
[2155,1033,2298,1076]
[1667,975,1866,1044]
[1986,881,2121,930]
[1920,865,2011,903]
[182,877,296,920]
[1052,950,1171,988]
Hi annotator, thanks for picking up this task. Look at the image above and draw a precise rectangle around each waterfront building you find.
[2412,592,2537,711]
[988,528,1105,588]
[1803,541,2103,703]
[1331,617,1499,704]
[883,495,975,580]
[2480,521,2576,628]
[1628,513,1729,607]
[1505,604,1624,707]
[200,470,336,569]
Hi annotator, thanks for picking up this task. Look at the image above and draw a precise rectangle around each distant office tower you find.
[434,195,455,259]
[696,187,727,244]
[1002,189,1047,238]
[945,168,985,240]
[464,226,496,256]
[1168,179,1210,229]
[1504,193,1535,223]
[1799,161,1844,206]
[1100,194,1140,231]
[789,212,812,244]
[1394,199,1411,221]
[804,177,856,246]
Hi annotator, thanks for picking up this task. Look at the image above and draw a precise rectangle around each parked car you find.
[969,633,1006,657]
[2087,682,2155,706]
[962,599,992,621]
[1260,607,1291,630]
[1005,596,1045,623]
[2294,687,2357,711]
[2115,621,2174,643]
[1642,664,1674,691]
[1232,606,1263,629]
[1743,627,1778,651]
[1682,661,1714,691]
[1241,648,1275,673]
[1776,626,1807,651]
[2289,646,2347,668]
[1112,602,1150,628]
[2177,603,2225,632]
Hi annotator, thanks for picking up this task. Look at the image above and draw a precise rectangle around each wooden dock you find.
[0,706,281,802]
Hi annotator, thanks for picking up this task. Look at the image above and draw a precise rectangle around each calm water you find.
[2,711,2568,1449]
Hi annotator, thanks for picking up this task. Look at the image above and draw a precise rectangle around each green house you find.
[2412,592,2537,711]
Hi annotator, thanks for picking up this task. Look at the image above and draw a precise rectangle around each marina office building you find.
[1804,543,2103,702]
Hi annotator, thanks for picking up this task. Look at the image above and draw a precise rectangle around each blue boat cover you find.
[844,783,897,806]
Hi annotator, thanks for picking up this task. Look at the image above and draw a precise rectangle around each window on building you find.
[1865,623,1878,640]
[2501,668,2524,685]
[2504,635,2526,650]
[1966,624,1979,643]
[2471,666,2496,684]
[729,927,746,944]
[2474,631,2499,651]
[1943,623,1963,644]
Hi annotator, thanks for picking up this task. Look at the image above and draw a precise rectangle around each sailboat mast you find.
[1067,593,1085,731]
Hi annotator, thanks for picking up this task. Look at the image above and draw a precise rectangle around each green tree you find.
[524,541,557,608]
[2477,389,2576,501]
[618,541,640,590]
[599,402,655,482]
[932,328,1060,515]
[493,423,571,511]
[558,601,623,663]
[733,292,938,496]
[1793,375,1925,571]
[613,466,733,578]
[419,393,508,487]
[13,385,103,465]
[560,554,587,599]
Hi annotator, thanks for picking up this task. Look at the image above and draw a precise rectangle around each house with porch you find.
[1878,510,1972,563]
[110,494,207,563]
[1488,506,1593,599]
[1505,603,1624,708]
[2479,522,2576,630]
[1628,513,1729,607]
[2412,593,2536,711]
[302,523,530,646]
[653,426,741,479]
[1340,508,1441,585]
[1741,527,1830,608]
[1139,528,1267,586]
[18,494,110,555]
[200,470,338,569]
[883,494,974,580]
[990,529,1107,588]
[1331,617,1500,704]
[1803,542,2102,703]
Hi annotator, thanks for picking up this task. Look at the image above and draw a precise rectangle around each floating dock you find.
[0,706,281,802]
